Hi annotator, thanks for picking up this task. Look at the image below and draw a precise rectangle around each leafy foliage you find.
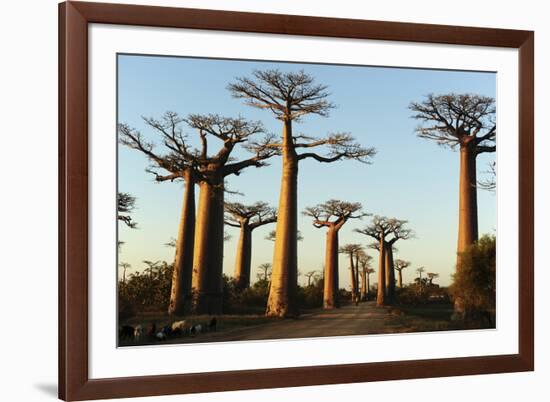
[450,235,496,322]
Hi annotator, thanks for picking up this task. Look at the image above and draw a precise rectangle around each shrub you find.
[449,235,496,324]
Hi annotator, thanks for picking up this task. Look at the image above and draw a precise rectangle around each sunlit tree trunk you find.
[323,227,340,309]
[349,252,357,302]
[385,243,396,303]
[455,139,478,314]
[397,270,403,288]
[168,171,195,315]
[360,269,367,301]
[376,237,386,306]
[267,120,299,317]
[191,177,224,315]
[354,252,360,302]
[457,139,479,266]
[366,271,371,300]
[234,224,252,289]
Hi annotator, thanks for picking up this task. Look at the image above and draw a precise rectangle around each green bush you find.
[450,235,496,324]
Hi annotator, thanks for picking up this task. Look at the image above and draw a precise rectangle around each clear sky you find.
[117,54,496,288]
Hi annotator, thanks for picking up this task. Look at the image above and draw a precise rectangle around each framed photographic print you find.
[59,1,534,400]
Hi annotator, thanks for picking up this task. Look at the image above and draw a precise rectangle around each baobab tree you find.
[119,262,131,284]
[303,200,366,308]
[118,192,138,228]
[358,254,374,301]
[119,115,196,315]
[416,266,426,284]
[229,70,376,317]
[257,263,272,282]
[185,114,277,314]
[427,272,440,286]
[120,113,277,315]
[339,244,364,304]
[304,271,321,287]
[409,94,495,274]
[355,216,412,305]
[225,201,277,289]
[394,259,410,288]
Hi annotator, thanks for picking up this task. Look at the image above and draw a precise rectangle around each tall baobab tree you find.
[356,216,412,305]
[427,272,440,286]
[119,115,196,315]
[339,244,363,304]
[409,94,495,274]
[358,254,374,301]
[120,113,277,315]
[303,200,366,308]
[394,259,410,288]
[184,114,276,314]
[225,201,277,289]
[229,70,376,317]
[118,192,138,229]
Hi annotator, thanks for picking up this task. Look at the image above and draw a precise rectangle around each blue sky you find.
[117,54,496,288]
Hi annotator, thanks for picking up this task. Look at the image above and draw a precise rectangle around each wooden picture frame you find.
[59,1,534,400]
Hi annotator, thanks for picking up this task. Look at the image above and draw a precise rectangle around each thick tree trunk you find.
[191,178,224,315]
[385,243,396,303]
[266,120,299,317]
[457,141,478,266]
[360,269,367,301]
[376,237,386,306]
[455,140,478,314]
[323,227,339,309]
[349,253,357,302]
[234,225,252,289]
[366,273,371,300]
[168,171,196,315]
[397,270,403,288]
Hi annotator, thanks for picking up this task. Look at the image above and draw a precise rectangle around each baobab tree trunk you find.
[168,171,195,315]
[349,253,357,302]
[267,120,299,317]
[376,237,386,306]
[360,269,367,301]
[397,270,403,288]
[191,178,224,315]
[323,227,340,309]
[455,140,478,314]
[234,225,252,289]
[385,243,396,303]
[354,253,360,301]
[457,140,479,266]
[366,272,371,300]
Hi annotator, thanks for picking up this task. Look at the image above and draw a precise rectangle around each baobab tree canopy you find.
[117,192,137,229]
[409,93,496,152]
[225,202,277,229]
[303,200,367,229]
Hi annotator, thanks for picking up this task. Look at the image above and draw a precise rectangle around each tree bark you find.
[349,252,357,303]
[455,140,478,314]
[234,224,252,289]
[360,269,367,301]
[354,252,360,301]
[323,226,340,309]
[366,272,371,300]
[191,177,224,315]
[168,170,195,315]
[457,140,479,267]
[376,236,386,306]
[385,243,396,303]
[266,119,299,317]
[397,270,403,288]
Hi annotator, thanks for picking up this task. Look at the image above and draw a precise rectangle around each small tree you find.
[394,259,410,288]
[339,244,364,304]
[358,254,374,301]
[303,200,366,308]
[225,202,277,289]
[427,272,440,286]
[450,235,496,323]
[416,267,426,283]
